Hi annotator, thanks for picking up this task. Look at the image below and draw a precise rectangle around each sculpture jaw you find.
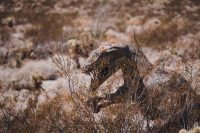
[81,44,130,92]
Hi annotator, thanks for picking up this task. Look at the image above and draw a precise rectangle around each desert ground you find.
[0,0,200,132]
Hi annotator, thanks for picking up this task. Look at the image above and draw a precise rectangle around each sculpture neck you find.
[134,48,154,78]
[120,45,153,101]
[121,44,154,83]
[124,44,154,78]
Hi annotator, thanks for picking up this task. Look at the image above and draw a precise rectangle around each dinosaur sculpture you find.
[81,42,200,132]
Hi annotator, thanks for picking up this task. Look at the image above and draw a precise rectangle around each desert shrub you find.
[0,48,9,65]
[1,42,200,133]
[0,59,58,91]
[0,87,146,132]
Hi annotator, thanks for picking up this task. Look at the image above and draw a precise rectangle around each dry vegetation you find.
[0,0,200,132]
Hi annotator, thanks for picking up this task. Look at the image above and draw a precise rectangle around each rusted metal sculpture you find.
[81,42,200,132]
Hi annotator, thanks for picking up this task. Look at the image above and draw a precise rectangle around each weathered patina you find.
[81,42,200,132]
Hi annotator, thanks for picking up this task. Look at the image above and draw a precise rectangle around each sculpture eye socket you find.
[98,67,109,79]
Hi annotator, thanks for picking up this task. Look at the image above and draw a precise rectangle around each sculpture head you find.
[81,43,132,92]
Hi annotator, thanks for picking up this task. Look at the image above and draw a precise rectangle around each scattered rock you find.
[105,29,129,42]
[126,17,161,37]
[179,127,200,133]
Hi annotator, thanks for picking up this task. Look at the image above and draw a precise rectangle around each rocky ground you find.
[0,0,200,132]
